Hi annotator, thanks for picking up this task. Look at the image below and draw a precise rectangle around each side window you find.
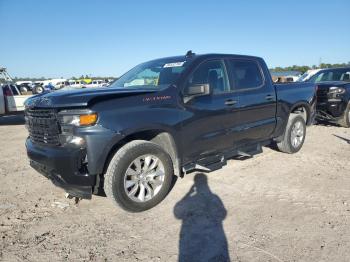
[187,60,230,94]
[229,60,263,90]
[341,71,350,81]
[10,85,19,95]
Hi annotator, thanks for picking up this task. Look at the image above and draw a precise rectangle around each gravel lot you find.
[0,115,349,262]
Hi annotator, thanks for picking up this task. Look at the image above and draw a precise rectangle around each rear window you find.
[228,60,264,90]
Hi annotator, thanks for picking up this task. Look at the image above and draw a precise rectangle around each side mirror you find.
[184,84,211,103]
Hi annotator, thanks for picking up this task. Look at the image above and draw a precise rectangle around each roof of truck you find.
[150,53,263,63]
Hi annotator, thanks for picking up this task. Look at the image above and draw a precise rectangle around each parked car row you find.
[13,79,113,94]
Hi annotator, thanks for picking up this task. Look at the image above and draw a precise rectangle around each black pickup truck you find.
[316,81,350,127]
[25,52,316,212]
[302,67,350,127]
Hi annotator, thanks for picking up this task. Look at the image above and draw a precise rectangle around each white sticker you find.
[163,62,185,68]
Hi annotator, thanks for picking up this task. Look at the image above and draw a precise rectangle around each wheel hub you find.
[291,120,304,148]
[123,154,165,202]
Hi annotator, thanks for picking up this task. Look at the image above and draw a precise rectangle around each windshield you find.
[110,58,189,88]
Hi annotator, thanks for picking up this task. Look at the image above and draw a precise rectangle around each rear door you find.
[226,59,277,145]
[180,59,240,163]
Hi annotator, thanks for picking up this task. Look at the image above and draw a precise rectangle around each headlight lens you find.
[329,86,346,94]
[58,110,98,126]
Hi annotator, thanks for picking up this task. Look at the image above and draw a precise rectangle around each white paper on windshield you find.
[163,62,185,68]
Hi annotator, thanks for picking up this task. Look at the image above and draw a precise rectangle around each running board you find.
[237,144,263,157]
[183,156,227,174]
[182,143,264,175]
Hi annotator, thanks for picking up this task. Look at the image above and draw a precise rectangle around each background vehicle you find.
[42,79,68,90]
[0,67,33,116]
[1,83,32,116]
[298,67,350,83]
[68,80,88,88]
[31,82,53,94]
[297,67,350,127]
[316,81,350,127]
[85,79,107,88]
[16,81,34,93]
[25,53,316,212]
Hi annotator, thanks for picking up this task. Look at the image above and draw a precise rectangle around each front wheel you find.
[277,114,306,154]
[338,104,350,128]
[104,140,176,212]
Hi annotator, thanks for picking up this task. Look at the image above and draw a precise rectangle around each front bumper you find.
[316,96,347,122]
[26,138,95,199]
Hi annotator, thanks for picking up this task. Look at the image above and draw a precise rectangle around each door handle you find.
[265,94,274,101]
[224,99,238,106]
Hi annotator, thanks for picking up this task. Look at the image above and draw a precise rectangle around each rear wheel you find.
[338,104,350,128]
[277,114,306,154]
[104,140,176,212]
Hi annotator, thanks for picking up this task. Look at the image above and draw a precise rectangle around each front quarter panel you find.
[87,87,184,174]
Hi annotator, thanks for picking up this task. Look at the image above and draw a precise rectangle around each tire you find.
[277,114,306,154]
[20,86,28,93]
[34,86,44,94]
[104,140,176,212]
[338,104,350,128]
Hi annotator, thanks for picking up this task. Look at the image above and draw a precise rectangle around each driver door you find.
[180,59,240,164]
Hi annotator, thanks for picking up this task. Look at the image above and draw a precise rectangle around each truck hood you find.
[24,86,158,109]
[316,81,348,87]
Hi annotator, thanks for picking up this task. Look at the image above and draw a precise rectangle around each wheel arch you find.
[102,129,182,178]
[289,102,312,125]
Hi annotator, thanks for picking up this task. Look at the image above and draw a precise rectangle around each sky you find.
[1,0,349,78]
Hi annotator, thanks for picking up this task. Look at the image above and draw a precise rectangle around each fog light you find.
[70,136,85,146]
[59,135,86,146]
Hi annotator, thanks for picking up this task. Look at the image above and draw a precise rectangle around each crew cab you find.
[0,83,33,117]
[24,52,316,212]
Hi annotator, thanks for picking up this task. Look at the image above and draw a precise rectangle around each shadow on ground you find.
[333,134,350,144]
[0,115,25,126]
[315,120,340,128]
[174,173,230,262]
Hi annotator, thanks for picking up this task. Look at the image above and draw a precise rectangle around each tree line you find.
[270,62,350,74]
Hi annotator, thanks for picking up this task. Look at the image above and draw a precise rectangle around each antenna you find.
[186,50,195,57]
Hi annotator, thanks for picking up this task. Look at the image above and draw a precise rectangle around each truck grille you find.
[316,87,329,103]
[25,109,61,145]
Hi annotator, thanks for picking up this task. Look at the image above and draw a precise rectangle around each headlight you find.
[328,86,346,94]
[58,110,98,126]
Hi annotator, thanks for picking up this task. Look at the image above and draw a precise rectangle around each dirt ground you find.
[0,115,349,262]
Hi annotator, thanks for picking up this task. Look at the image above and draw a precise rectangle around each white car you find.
[68,80,87,88]
[297,69,322,82]
[0,83,32,116]
[85,80,107,88]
